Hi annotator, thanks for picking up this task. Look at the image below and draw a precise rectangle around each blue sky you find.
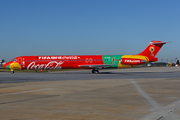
[0,0,179,62]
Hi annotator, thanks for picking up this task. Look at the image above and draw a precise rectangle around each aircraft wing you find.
[79,64,116,68]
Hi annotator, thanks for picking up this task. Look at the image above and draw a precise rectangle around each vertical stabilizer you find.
[138,41,166,62]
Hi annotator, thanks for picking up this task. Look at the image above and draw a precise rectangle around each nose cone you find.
[3,63,8,69]
[3,61,13,69]
[4,61,22,70]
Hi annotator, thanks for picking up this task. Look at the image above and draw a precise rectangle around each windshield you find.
[12,58,17,62]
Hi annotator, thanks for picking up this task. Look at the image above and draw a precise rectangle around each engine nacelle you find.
[121,58,146,65]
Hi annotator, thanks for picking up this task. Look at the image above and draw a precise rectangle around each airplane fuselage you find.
[5,55,149,71]
[4,41,168,74]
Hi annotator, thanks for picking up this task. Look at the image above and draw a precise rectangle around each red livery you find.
[4,41,169,74]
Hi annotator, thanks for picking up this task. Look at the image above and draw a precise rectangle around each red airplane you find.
[4,41,167,74]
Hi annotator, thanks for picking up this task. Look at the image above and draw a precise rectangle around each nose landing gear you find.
[11,69,14,74]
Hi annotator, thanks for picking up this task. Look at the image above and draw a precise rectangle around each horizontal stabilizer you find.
[151,41,175,45]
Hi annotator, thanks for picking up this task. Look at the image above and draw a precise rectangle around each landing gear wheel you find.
[92,70,99,74]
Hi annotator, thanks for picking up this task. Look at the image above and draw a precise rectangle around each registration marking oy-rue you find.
[0,88,54,97]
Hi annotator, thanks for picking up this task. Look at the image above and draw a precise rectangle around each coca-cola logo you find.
[27,61,64,69]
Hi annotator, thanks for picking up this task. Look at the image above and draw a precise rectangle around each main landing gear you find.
[92,69,99,74]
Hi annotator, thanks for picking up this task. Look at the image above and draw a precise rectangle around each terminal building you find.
[0,59,5,65]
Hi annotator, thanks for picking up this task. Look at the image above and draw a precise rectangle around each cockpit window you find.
[12,58,17,62]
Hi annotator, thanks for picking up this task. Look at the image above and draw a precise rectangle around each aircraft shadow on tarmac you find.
[50,71,159,74]
[49,71,179,77]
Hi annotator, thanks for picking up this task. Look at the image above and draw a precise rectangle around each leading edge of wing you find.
[79,64,117,68]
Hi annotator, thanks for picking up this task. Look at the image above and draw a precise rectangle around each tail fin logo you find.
[150,47,155,56]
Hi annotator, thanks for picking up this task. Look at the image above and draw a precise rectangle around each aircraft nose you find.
[3,61,13,69]
[4,63,9,69]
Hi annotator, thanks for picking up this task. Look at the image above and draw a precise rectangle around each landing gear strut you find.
[11,69,14,74]
[92,69,99,74]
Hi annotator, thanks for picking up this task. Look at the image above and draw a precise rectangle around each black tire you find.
[92,70,99,74]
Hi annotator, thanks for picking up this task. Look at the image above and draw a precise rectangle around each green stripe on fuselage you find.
[102,55,123,68]
[6,65,10,69]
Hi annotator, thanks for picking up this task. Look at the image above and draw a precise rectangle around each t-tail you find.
[138,41,167,62]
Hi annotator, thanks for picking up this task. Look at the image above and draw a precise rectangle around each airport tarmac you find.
[0,67,180,83]
[0,67,180,120]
